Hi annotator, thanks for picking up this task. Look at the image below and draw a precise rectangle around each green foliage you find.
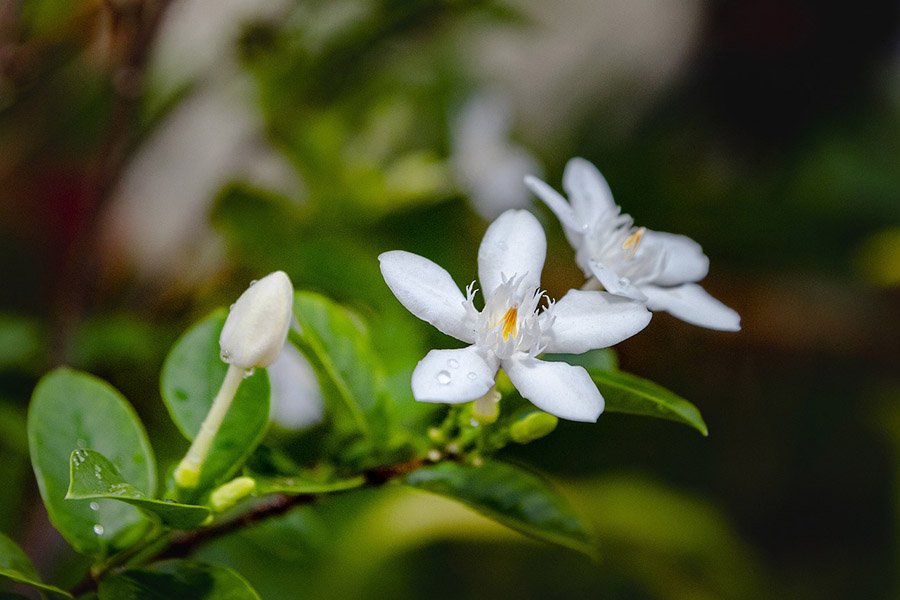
[0,532,72,598]
[67,449,211,529]
[0,314,43,372]
[98,560,260,600]
[289,291,396,462]
[160,311,271,498]
[590,369,709,436]
[404,461,595,556]
[28,368,156,557]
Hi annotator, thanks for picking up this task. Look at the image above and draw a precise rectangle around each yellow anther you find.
[499,306,518,341]
[622,227,646,256]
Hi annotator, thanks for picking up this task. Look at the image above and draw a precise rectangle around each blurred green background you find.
[1,0,899,598]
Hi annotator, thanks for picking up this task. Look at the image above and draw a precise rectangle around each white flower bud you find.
[219,271,293,369]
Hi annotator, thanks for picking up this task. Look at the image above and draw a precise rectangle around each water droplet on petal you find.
[436,370,451,385]
[89,502,99,511]
[617,277,630,287]
[447,359,459,369]
[250,279,258,286]
[93,524,104,536]
[466,372,477,380]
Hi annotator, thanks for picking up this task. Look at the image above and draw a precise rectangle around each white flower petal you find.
[562,157,617,224]
[588,261,648,302]
[543,289,652,353]
[411,346,498,404]
[379,251,475,342]
[641,283,741,331]
[478,209,547,296]
[504,357,604,422]
[524,175,582,232]
[643,230,709,286]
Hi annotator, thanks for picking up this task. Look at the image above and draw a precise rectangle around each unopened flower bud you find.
[210,476,257,512]
[219,271,293,369]
[510,411,558,444]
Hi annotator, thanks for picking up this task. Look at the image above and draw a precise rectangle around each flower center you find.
[464,275,550,360]
[499,306,518,341]
[621,227,645,257]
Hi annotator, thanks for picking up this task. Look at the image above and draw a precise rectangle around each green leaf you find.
[403,461,594,556]
[28,369,156,557]
[290,292,391,444]
[0,531,73,598]
[589,369,708,436]
[67,449,210,529]
[544,348,618,372]
[98,560,260,600]
[254,475,365,496]
[160,311,271,497]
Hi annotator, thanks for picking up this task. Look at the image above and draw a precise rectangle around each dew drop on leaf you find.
[93,524,104,536]
[89,502,99,511]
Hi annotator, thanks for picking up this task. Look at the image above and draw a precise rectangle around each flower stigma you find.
[622,226,645,257]
[499,306,518,341]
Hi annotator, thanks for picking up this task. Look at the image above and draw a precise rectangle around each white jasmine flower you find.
[526,158,741,331]
[379,209,651,422]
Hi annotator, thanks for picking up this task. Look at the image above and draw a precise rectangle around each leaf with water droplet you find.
[28,368,156,557]
[67,449,210,529]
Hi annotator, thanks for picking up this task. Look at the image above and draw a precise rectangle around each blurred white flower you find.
[268,344,325,431]
[527,158,741,331]
[103,0,299,285]
[450,92,542,219]
[380,209,651,422]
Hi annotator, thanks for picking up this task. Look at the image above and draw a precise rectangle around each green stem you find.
[174,364,245,488]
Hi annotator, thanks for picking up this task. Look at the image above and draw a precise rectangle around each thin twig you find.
[69,458,428,596]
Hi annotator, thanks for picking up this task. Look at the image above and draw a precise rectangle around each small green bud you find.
[210,476,257,512]
[510,412,558,444]
[471,388,500,425]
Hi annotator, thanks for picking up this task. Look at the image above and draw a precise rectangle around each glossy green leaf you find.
[290,292,390,442]
[28,368,156,557]
[160,311,271,497]
[254,475,365,496]
[0,532,72,598]
[98,560,260,600]
[67,450,210,529]
[589,369,708,436]
[404,461,594,556]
